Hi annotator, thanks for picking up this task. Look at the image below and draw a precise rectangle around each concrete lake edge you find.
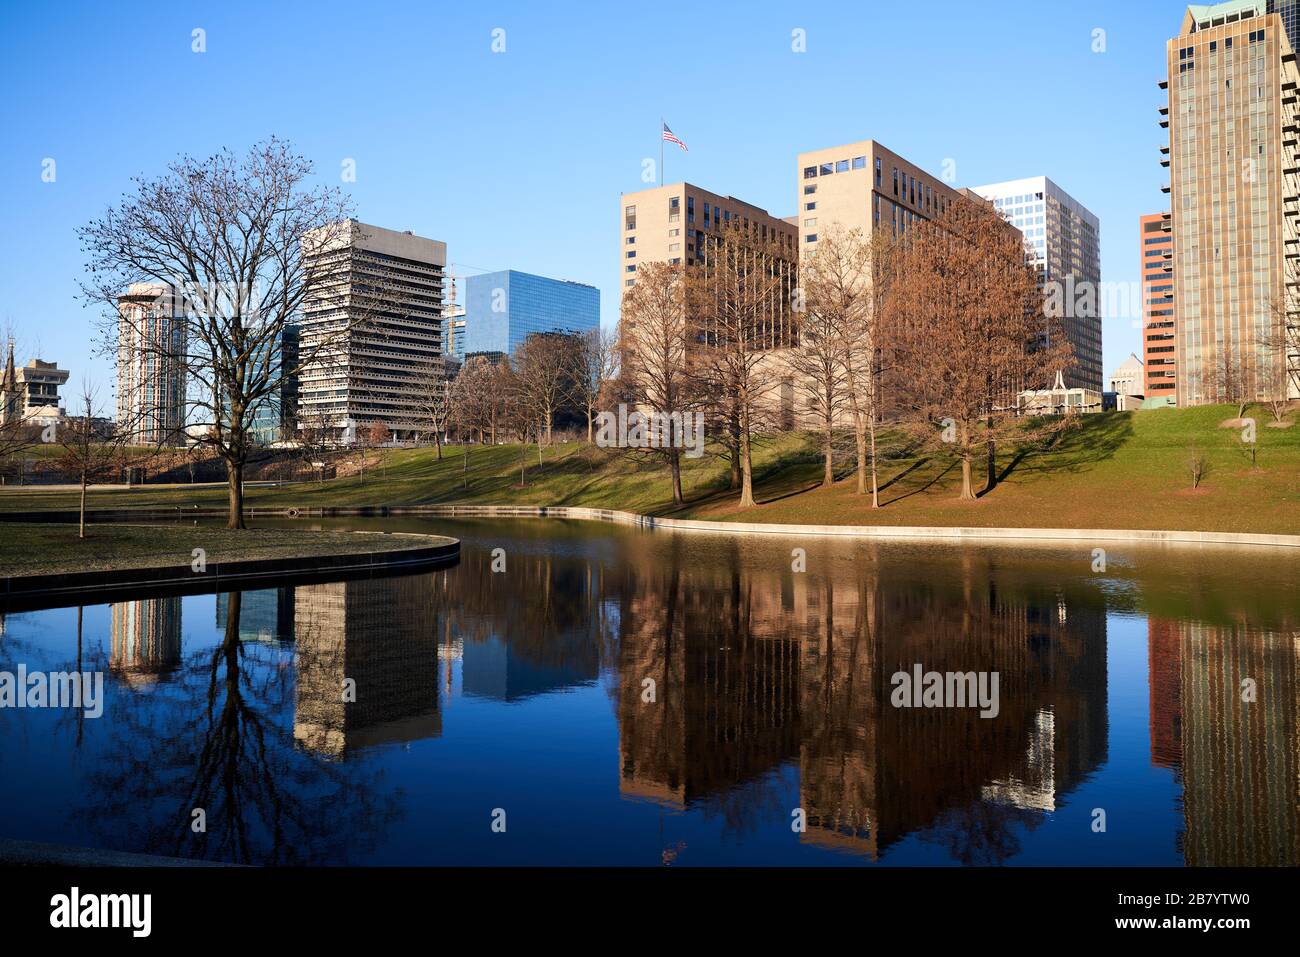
[3,505,1296,550]
[0,526,460,601]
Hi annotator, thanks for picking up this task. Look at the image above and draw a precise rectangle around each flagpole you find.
[659,117,664,187]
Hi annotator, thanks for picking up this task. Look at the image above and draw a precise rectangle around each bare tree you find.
[56,382,136,538]
[619,261,700,505]
[573,327,619,444]
[412,356,454,459]
[886,197,1067,500]
[79,138,358,529]
[296,402,336,484]
[451,356,496,446]
[688,220,796,509]
[1214,337,1251,420]
[513,332,578,460]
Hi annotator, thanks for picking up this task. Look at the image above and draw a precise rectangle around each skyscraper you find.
[1140,212,1178,402]
[461,270,599,357]
[969,177,1103,392]
[116,283,187,445]
[297,221,446,443]
[1164,1,1300,405]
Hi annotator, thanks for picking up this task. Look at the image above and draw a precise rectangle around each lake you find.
[1,517,1296,866]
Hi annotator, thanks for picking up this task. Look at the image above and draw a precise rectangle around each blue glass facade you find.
[462,270,599,356]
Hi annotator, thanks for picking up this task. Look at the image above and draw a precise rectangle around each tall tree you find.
[513,332,578,455]
[688,220,795,509]
[619,261,699,505]
[573,327,620,444]
[412,355,454,459]
[80,138,358,529]
[886,198,1066,500]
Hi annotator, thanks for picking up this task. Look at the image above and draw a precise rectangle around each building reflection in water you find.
[292,575,442,757]
[615,539,1109,862]
[109,598,182,688]
[1148,618,1299,866]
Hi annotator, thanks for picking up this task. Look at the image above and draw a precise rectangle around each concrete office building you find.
[970,177,1103,392]
[620,181,798,351]
[116,283,188,445]
[1140,212,1177,402]
[1164,1,1300,405]
[297,221,446,443]
[796,140,965,251]
[461,270,598,357]
[13,358,69,425]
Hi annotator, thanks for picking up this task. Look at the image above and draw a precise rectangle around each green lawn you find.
[0,404,1296,534]
[0,524,452,578]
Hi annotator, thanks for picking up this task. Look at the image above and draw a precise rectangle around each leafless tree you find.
[793,226,893,499]
[412,356,454,459]
[887,197,1067,500]
[79,138,359,529]
[56,381,137,538]
[1214,338,1252,420]
[573,327,620,444]
[619,261,701,504]
[513,332,579,460]
[688,220,796,509]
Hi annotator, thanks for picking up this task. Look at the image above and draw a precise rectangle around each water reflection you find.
[1149,620,1299,866]
[1,521,1296,866]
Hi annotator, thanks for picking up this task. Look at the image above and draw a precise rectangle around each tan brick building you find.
[1164,1,1300,405]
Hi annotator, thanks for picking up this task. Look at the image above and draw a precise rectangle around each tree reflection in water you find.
[82,591,401,865]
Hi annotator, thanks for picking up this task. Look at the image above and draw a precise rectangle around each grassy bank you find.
[0,404,1296,534]
[0,524,453,578]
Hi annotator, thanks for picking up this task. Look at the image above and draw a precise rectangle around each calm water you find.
[1,518,1296,866]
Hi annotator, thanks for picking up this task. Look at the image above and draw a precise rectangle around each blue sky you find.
[1,0,1179,397]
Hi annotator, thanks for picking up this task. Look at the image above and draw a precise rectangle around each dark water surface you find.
[1,517,1296,866]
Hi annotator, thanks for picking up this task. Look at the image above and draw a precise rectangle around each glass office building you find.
[462,270,599,357]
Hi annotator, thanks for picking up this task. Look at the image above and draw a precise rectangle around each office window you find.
[625,265,635,273]
[820,162,833,175]
[804,218,817,227]
[626,251,635,258]
[836,159,849,172]
[804,166,817,179]
[804,185,816,195]
[805,202,816,211]
[805,233,817,243]
[875,157,882,187]
[852,155,866,170]
[893,168,898,196]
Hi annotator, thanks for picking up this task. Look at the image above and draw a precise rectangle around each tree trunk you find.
[79,471,87,539]
[670,448,683,505]
[435,433,443,461]
[462,439,469,489]
[822,418,834,489]
[959,452,976,501]
[728,414,742,490]
[739,421,756,509]
[587,407,594,444]
[854,414,867,496]
[868,417,880,509]
[225,459,246,529]
[985,413,997,494]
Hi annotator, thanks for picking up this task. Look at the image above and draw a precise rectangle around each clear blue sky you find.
[1,0,1179,398]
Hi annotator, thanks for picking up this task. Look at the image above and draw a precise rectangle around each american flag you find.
[662,122,688,152]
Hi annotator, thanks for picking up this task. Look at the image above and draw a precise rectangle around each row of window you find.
[802,155,869,179]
